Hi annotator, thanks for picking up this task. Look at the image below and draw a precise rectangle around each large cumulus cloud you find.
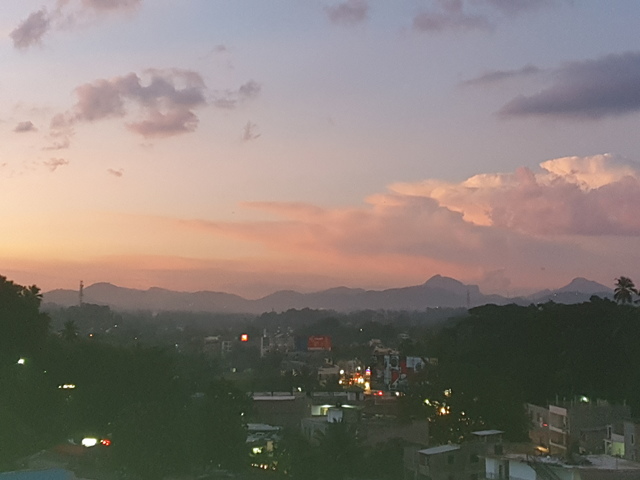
[391,154,640,236]
[174,154,640,293]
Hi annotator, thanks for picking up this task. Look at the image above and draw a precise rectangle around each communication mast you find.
[79,280,84,307]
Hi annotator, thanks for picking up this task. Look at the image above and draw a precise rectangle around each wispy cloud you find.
[9,0,142,50]
[212,80,261,109]
[413,0,566,34]
[325,0,369,25]
[500,52,640,119]
[242,121,261,142]
[10,9,51,50]
[485,0,563,16]
[78,0,142,12]
[43,158,69,171]
[462,64,541,86]
[107,168,124,177]
[414,0,491,33]
[14,121,38,133]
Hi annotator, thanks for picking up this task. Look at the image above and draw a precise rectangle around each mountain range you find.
[41,275,614,314]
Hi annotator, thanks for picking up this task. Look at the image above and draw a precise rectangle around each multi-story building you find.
[527,399,630,456]
[624,421,640,462]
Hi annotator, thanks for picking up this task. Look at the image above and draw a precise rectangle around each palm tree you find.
[61,320,79,341]
[614,276,637,304]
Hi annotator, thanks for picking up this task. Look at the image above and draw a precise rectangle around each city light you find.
[81,438,98,447]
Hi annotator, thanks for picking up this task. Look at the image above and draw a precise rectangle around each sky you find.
[2,0,640,299]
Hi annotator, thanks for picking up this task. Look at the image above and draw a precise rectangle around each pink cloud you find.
[14,121,38,133]
[6,153,636,297]
[10,9,51,50]
[43,158,69,171]
[392,154,640,236]
[52,69,208,139]
[166,154,640,294]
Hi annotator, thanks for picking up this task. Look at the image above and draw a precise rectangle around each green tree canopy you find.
[0,275,49,364]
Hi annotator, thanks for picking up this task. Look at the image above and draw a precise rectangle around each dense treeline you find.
[6,272,640,478]
[420,297,640,425]
[0,276,249,477]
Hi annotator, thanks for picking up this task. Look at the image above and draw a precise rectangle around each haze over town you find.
[3,0,640,298]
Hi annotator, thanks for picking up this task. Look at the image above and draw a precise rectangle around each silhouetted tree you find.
[195,378,251,471]
[0,276,50,364]
[316,420,362,480]
[614,276,637,304]
[61,320,79,341]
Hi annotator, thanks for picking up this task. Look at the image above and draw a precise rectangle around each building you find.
[485,453,640,480]
[527,399,631,455]
[403,430,503,480]
[624,421,640,462]
[250,392,311,430]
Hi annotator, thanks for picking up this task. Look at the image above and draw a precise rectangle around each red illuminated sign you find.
[307,335,332,351]
[240,334,249,342]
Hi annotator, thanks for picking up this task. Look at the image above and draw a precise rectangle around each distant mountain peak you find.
[557,277,612,294]
[424,274,464,288]
[42,274,614,314]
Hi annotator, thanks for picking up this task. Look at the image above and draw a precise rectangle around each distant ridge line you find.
[41,276,614,314]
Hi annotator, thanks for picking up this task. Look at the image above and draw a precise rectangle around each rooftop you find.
[419,445,461,456]
[494,454,640,471]
[472,429,504,436]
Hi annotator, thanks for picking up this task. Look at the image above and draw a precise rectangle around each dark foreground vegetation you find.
[2,274,640,478]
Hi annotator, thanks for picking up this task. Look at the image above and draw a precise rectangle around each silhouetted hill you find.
[42,275,614,314]
[529,277,612,304]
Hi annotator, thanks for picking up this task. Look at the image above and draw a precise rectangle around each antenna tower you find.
[79,280,84,307]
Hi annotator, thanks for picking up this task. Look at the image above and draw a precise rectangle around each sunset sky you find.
[2,0,640,298]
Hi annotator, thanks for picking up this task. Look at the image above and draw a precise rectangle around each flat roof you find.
[472,429,504,436]
[247,423,281,431]
[252,395,295,401]
[419,445,461,455]
[488,454,640,471]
